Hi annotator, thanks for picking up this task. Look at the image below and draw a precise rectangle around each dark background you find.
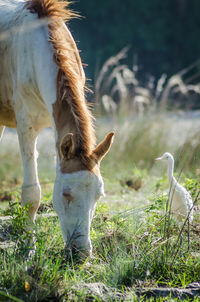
[69,0,200,84]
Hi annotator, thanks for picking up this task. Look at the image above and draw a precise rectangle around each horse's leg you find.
[0,126,5,142]
[16,122,41,222]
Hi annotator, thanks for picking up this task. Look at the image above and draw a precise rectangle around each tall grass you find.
[97,112,200,180]
[94,48,200,115]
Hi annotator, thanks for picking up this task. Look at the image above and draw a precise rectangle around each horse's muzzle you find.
[65,243,91,261]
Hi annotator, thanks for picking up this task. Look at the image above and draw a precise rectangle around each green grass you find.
[0,115,200,301]
[0,174,199,301]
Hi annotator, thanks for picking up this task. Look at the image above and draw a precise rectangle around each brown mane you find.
[26,0,75,20]
[26,0,96,161]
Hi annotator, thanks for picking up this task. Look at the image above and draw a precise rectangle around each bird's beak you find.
[155,156,163,161]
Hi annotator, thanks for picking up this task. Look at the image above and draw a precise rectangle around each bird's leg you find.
[187,218,190,252]
[179,234,183,257]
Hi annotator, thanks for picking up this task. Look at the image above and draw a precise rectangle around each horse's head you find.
[53,132,114,258]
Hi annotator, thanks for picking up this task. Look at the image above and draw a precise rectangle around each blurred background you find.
[70,0,200,110]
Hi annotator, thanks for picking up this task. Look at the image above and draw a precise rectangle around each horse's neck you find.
[0,0,24,30]
[52,99,76,148]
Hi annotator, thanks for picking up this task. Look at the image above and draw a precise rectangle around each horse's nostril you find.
[65,242,91,261]
[65,244,80,260]
[77,248,91,259]
[65,247,72,260]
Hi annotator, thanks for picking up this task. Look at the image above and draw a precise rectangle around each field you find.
[0,112,200,301]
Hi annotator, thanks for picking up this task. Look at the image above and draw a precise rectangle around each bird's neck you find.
[167,159,175,185]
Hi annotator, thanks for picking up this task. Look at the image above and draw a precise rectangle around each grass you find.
[0,114,200,301]
[94,48,200,115]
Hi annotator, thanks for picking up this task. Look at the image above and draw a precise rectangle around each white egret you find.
[155,152,193,224]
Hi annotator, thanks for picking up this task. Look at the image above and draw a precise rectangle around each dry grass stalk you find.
[95,48,200,116]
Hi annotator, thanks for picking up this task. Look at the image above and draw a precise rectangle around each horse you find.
[0,0,114,257]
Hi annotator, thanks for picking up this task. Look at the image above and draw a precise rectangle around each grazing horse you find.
[0,0,114,257]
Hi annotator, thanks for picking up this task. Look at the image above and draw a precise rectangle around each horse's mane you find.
[26,0,96,160]
[26,0,74,20]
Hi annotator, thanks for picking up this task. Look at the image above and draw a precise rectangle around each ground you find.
[0,113,200,301]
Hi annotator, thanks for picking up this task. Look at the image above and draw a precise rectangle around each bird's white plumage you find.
[155,152,193,223]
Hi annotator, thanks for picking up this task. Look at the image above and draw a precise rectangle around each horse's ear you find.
[92,132,114,162]
[60,133,74,160]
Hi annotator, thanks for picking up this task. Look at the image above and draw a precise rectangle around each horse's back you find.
[0,0,26,127]
[0,0,52,130]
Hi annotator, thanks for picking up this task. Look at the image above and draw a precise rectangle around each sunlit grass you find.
[0,181,199,301]
[0,114,200,301]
